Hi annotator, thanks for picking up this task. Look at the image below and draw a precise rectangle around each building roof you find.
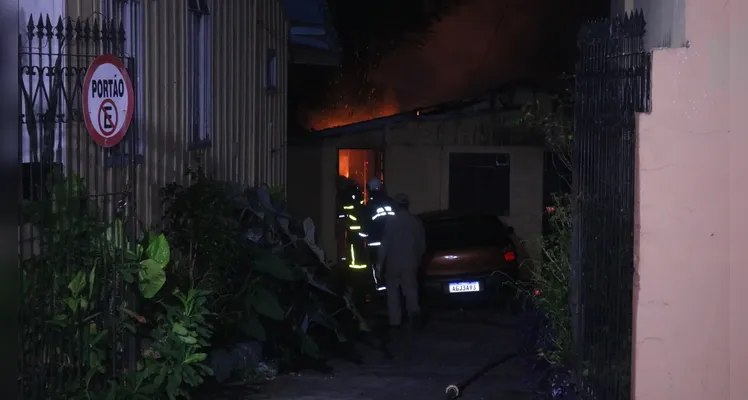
[282,0,340,66]
[309,80,544,139]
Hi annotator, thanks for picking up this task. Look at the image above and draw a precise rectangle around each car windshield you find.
[424,216,509,251]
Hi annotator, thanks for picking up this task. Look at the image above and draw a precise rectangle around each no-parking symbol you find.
[82,54,134,148]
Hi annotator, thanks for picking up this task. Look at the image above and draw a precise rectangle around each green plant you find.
[160,169,369,367]
[133,289,214,399]
[526,194,573,365]
[20,171,216,400]
[507,85,575,365]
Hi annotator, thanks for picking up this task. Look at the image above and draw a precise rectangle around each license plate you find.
[448,281,481,293]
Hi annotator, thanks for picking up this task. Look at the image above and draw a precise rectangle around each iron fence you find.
[572,10,651,400]
[18,14,139,399]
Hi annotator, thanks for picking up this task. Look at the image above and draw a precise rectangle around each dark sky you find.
[290,0,608,132]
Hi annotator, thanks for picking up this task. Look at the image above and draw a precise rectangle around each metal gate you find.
[571,11,650,400]
[18,15,139,399]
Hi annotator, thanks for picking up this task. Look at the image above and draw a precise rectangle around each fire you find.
[304,85,400,131]
[307,101,399,131]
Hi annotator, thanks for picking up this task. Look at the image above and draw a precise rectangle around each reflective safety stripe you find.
[372,267,386,290]
[348,214,357,221]
[343,205,354,210]
[372,210,395,220]
[368,241,381,246]
[358,232,368,238]
[338,214,346,218]
[350,225,361,230]
[349,244,367,269]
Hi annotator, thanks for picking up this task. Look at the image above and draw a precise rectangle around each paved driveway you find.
[241,308,533,400]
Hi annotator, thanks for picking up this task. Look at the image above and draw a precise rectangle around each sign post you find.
[82,54,135,148]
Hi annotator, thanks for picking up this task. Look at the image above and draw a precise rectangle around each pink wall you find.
[633,0,748,398]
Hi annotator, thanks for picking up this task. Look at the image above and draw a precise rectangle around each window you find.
[448,153,511,216]
[266,48,278,91]
[19,0,66,166]
[187,0,213,148]
[106,0,145,166]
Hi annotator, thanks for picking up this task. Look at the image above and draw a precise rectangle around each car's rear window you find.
[424,216,510,251]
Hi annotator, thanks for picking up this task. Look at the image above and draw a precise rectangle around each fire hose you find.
[443,352,519,399]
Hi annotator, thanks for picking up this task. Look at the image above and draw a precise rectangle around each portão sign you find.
[82,54,134,148]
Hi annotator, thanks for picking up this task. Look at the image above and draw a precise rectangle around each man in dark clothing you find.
[377,193,425,329]
[361,177,395,290]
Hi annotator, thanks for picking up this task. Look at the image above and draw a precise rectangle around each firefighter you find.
[336,176,366,269]
[361,177,396,290]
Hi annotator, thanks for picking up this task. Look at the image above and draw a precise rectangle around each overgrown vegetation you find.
[159,167,368,368]
[19,166,368,400]
[20,169,211,400]
[512,85,574,366]
[525,194,572,365]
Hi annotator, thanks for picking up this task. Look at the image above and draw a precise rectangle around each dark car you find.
[417,211,520,302]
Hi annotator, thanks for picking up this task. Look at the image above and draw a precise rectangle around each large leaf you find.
[308,309,338,331]
[183,353,207,364]
[240,313,267,341]
[68,271,86,297]
[303,268,337,296]
[146,234,170,266]
[253,252,295,281]
[139,259,167,298]
[300,334,320,358]
[249,286,285,320]
[343,292,371,332]
[87,264,97,300]
[302,218,328,266]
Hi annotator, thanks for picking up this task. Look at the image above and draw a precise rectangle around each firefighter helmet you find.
[367,177,383,192]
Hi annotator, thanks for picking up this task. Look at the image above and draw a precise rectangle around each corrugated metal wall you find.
[138,0,188,226]
[66,0,100,18]
[253,0,289,189]
[63,0,288,228]
[208,0,288,189]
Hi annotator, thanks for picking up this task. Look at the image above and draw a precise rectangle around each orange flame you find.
[305,87,400,131]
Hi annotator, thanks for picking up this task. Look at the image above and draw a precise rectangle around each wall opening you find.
[448,153,511,216]
[337,149,384,201]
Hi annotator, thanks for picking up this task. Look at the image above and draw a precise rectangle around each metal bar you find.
[572,10,650,400]
[18,14,137,400]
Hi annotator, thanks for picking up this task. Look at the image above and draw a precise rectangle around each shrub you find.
[160,169,368,369]
[19,171,214,400]
[524,194,573,365]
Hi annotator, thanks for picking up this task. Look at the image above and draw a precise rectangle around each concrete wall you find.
[632,0,748,398]
[386,144,544,260]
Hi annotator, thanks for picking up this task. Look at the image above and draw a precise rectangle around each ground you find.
[209,306,534,400]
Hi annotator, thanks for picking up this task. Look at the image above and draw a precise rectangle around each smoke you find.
[372,0,555,110]
[305,0,561,130]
